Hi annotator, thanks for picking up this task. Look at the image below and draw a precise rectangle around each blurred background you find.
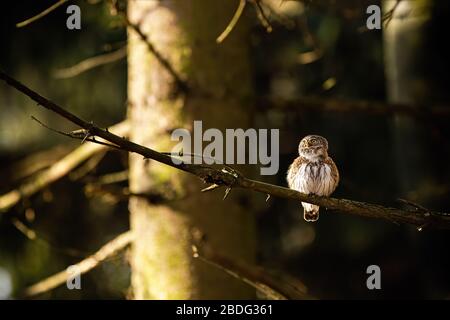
[1,0,449,299]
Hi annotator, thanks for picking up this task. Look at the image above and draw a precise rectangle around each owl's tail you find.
[302,202,320,222]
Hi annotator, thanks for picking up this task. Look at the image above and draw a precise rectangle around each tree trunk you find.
[383,0,434,197]
[127,0,256,299]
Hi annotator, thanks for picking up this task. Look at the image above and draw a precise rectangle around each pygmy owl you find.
[287,135,339,222]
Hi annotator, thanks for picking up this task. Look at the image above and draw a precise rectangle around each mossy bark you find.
[383,0,434,196]
[127,0,256,299]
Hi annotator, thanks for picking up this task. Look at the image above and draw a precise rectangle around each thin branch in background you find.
[88,170,129,185]
[192,239,312,300]
[109,1,189,93]
[258,96,450,119]
[397,198,429,213]
[12,218,36,240]
[0,117,129,212]
[69,151,107,181]
[1,71,450,229]
[31,116,122,149]
[297,12,323,65]
[383,0,402,28]
[125,18,189,93]
[217,0,247,43]
[251,0,273,33]
[16,0,68,28]
[0,145,72,184]
[23,231,134,297]
[84,183,177,204]
[53,46,127,79]
[11,217,89,258]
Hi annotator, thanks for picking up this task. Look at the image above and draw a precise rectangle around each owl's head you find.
[298,135,329,160]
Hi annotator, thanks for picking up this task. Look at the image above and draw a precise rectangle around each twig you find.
[16,0,68,28]
[12,218,37,240]
[53,46,127,79]
[31,116,122,149]
[69,151,107,181]
[258,96,450,119]
[383,0,402,28]
[0,116,128,212]
[23,231,134,297]
[112,3,189,93]
[251,0,273,33]
[84,183,177,204]
[86,170,129,185]
[193,242,312,300]
[0,144,72,183]
[11,217,89,258]
[397,198,428,213]
[217,0,247,43]
[1,71,450,229]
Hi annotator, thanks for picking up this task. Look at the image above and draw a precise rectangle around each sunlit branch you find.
[16,0,69,28]
[53,46,127,79]
[193,242,313,300]
[1,71,450,229]
[23,231,134,297]
[383,0,402,28]
[1,144,72,183]
[217,0,247,43]
[251,0,273,33]
[0,115,128,212]
[12,217,89,258]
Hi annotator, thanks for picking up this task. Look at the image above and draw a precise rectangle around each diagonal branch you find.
[1,71,450,229]
[217,0,247,43]
[23,231,134,297]
[251,0,273,33]
[111,2,189,93]
[258,96,450,119]
[16,0,68,28]
[53,46,127,79]
[193,242,313,300]
[0,119,128,212]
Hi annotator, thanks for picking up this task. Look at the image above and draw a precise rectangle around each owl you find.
[287,135,339,222]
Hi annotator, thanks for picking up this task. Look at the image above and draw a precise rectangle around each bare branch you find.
[108,1,189,93]
[193,241,312,300]
[1,71,450,229]
[23,231,134,297]
[258,96,450,119]
[0,145,72,183]
[12,217,89,258]
[383,0,402,28]
[217,0,247,43]
[53,46,127,79]
[69,151,107,181]
[251,0,273,33]
[0,116,128,212]
[16,0,68,28]
[84,183,176,204]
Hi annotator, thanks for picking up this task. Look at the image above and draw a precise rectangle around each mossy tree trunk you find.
[127,0,256,299]
[383,0,434,197]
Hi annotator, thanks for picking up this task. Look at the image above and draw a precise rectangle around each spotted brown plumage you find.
[287,135,339,222]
